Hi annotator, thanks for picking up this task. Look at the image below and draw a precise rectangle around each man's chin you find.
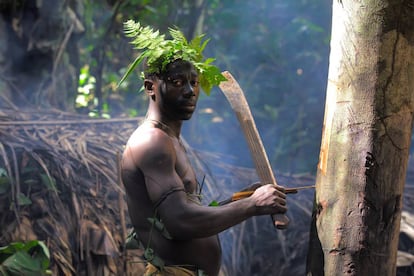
[181,114,194,120]
[180,108,196,120]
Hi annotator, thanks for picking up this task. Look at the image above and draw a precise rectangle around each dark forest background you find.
[1,0,338,174]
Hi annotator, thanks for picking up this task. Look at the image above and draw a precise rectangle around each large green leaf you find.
[0,241,51,275]
[1,251,44,275]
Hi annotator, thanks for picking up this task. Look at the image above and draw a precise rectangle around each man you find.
[120,21,287,276]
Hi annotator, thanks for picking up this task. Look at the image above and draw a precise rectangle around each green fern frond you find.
[168,27,188,45]
[118,20,226,94]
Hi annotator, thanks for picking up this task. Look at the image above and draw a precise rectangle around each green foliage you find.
[76,65,111,118]
[119,20,226,95]
[76,65,96,109]
[0,240,51,276]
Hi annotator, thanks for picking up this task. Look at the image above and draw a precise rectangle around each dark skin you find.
[121,60,287,276]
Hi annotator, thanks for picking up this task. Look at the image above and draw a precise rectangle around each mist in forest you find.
[0,0,335,175]
[182,1,332,176]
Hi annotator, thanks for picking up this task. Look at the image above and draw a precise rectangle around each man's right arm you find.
[127,129,287,240]
[157,184,287,240]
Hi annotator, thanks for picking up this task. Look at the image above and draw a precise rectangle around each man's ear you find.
[144,79,155,95]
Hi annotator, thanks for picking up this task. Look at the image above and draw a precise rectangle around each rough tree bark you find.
[306,0,414,275]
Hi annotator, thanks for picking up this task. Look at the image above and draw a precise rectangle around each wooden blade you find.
[219,71,289,229]
[218,71,276,185]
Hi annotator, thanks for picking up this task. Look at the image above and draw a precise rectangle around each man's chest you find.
[173,140,198,193]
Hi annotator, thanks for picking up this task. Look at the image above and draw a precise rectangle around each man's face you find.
[157,60,200,120]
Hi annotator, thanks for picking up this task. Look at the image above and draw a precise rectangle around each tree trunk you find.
[306,0,414,275]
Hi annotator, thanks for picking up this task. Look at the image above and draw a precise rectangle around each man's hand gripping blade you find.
[218,71,289,229]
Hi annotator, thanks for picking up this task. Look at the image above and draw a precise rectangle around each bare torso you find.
[122,122,222,275]
[120,60,288,276]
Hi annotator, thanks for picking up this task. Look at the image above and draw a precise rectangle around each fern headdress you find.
[119,20,226,95]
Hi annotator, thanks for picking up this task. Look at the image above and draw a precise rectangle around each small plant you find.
[0,240,51,276]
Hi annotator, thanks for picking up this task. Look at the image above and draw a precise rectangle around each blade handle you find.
[272,214,290,229]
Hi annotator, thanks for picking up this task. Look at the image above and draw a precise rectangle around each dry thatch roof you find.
[0,108,413,275]
[0,109,137,275]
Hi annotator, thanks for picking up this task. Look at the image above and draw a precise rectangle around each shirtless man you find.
[121,59,287,276]
[119,21,288,275]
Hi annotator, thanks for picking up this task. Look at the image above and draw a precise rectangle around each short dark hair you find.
[144,59,195,80]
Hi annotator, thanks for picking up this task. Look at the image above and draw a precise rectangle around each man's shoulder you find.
[125,126,175,163]
[128,125,172,148]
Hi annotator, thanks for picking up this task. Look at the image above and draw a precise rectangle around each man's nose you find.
[183,82,195,97]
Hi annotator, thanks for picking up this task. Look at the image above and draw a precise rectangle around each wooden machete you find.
[218,71,290,229]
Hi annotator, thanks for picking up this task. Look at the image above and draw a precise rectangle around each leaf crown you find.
[119,20,226,95]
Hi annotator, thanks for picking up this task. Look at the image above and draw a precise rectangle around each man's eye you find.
[171,79,183,86]
[190,80,199,87]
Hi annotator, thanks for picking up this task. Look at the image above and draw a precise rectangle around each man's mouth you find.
[183,105,195,110]
[181,101,196,107]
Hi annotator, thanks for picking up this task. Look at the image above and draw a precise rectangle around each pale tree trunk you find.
[306,0,414,275]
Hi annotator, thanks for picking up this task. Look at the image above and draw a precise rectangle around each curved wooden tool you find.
[218,71,289,229]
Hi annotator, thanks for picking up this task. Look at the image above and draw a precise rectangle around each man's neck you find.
[144,115,182,138]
